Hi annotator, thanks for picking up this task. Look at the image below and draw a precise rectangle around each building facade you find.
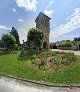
[73,41,80,50]
[35,12,51,49]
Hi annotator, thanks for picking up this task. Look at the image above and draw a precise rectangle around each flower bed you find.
[31,51,77,69]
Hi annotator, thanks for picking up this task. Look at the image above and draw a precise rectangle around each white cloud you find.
[12,8,17,13]
[0,25,10,38]
[0,25,10,30]
[18,19,36,43]
[51,24,55,28]
[18,19,24,22]
[50,8,80,42]
[46,0,54,10]
[44,9,53,18]
[16,0,38,12]
[44,0,54,18]
[66,8,80,20]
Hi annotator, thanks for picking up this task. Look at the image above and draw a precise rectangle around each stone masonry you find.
[35,12,51,49]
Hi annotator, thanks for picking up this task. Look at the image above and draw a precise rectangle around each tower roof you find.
[35,12,51,22]
[39,12,51,19]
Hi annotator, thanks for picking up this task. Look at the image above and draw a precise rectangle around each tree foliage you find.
[1,34,17,50]
[58,41,72,47]
[27,28,44,50]
[74,37,80,42]
[10,27,20,45]
[0,40,4,47]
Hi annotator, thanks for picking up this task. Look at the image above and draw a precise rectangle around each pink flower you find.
[61,54,65,57]
[47,56,54,62]
[40,58,45,62]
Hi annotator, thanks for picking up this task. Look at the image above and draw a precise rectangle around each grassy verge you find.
[0,51,80,84]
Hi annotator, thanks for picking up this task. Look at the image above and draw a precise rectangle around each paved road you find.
[51,49,80,55]
[0,77,80,92]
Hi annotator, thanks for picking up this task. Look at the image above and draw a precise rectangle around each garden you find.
[30,50,77,69]
[0,27,80,84]
[0,49,80,84]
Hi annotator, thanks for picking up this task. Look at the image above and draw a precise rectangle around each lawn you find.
[0,50,80,84]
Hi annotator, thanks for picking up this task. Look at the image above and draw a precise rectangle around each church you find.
[35,12,51,49]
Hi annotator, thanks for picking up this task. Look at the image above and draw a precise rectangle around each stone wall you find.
[75,41,80,50]
[35,12,51,49]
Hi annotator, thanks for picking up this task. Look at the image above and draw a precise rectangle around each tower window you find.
[44,17,47,20]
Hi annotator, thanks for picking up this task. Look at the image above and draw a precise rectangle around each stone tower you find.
[35,12,51,49]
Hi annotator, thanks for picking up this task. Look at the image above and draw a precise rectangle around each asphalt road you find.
[0,77,80,92]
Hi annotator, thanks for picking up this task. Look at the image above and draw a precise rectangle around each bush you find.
[58,42,72,47]
[1,34,17,51]
[27,28,44,50]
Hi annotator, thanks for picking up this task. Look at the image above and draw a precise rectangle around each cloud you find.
[66,8,80,20]
[0,25,10,30]
[0,25,10,39]
[18,19,36,43]
[18,19,24,22]
[15,0,38,12]
[12,8,17,13]
[50,8,80,42]
[46,0,54,10]
[44,9,53,18]
[44,0,54,18]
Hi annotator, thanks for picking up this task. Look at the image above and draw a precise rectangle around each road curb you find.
[0,72,80,88]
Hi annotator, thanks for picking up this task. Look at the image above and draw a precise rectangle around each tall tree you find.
[10,27,20,45]
[27,28,44,50]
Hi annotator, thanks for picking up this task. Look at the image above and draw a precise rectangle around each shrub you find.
[27,28,44,50]
[1,34,17,51]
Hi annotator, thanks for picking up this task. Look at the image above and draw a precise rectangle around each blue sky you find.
[0,0,80,43]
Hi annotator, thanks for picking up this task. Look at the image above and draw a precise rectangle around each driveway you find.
[0,77,80,92]
[51,49,80,55]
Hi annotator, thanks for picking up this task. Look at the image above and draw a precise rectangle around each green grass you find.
[0,51,80,84]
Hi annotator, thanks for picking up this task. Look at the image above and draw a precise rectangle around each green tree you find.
[1,34,17,50]
[59,41,72,47]
[74,37,80,42]
[0,40,4,47]
[27,28,44,50]
[10,27,20,45]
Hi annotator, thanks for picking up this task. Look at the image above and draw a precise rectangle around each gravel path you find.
[51,49,80,55]
[0,77,80,92]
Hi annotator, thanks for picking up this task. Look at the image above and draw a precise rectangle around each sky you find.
[0,0,80,43]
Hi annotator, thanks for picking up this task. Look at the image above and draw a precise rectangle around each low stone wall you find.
[0,48,7,52]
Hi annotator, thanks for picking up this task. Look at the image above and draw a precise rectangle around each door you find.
[43,42,47,49]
